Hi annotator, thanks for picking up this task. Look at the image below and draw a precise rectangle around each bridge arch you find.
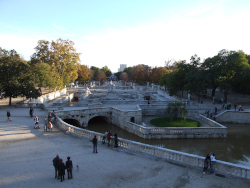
[63,118,81,127]
[88,115,111,125]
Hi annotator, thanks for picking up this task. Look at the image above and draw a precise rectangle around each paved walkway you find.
[1,106,250,188]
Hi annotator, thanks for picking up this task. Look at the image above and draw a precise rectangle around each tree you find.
[151,67,169,84]
[96,70,107,81]
[31,62,59,94]
[0,49,40,105]
[131,65,146,83]
[31,38,80,87]
[90,66,100,80]
[166,101,188,120]
[119,72,129,82]
[101,66,112,77]
[77,65,90,82]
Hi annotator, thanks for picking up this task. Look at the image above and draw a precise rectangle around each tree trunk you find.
[197,95,200,103]
[9,96,12,106]
[224,90,228,103]
[212,87,216,98]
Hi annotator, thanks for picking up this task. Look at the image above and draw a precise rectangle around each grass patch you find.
[150,117,202,127]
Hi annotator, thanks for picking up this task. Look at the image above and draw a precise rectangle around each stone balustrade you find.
[57,118,250,180]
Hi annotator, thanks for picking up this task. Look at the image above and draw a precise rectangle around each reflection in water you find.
[82,118,250,165]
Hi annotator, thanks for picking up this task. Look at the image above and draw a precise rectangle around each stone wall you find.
[57,119,250,180]
[216,111,250,124]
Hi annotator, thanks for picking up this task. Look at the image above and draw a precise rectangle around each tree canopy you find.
[0,49,40,105]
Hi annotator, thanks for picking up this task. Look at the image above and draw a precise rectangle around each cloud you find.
[52,24,65,31]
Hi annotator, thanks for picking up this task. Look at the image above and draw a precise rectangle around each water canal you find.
[76,118,250,166]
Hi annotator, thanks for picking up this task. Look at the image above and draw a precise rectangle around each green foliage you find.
[150,117,201,127]
[0,49,40,105]
[101,66,112,77]
[31,38,80,87]
[166,101,188,120]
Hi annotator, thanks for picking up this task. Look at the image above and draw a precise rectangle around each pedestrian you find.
[203,154,210,174]
[234,104,237,111]
[48,112,52,121]
[29,107,34,117]
[66,156,73,179]
[114,132,118,148]
[34,116,40,129]
[210,152,216,174]
[6,110,12,122]
[58,158,66,182]
[102,130,108,144]
[52,154,60,179]
[44,117,48,132]
[107,130,113,147]
[92,135,98,153]
[48,119,53,131]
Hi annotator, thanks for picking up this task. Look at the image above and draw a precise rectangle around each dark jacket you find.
[92,137,97,145]
[53,157,60,168]
[58,162,65,176]
[66,160,73,169]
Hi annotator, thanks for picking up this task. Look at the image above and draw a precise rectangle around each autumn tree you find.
[96,70,107,81]
[31,38,80,87]
[120,72,129,82]
[151,67,169,84]
[131,64,146,83]
[77,65,90,82]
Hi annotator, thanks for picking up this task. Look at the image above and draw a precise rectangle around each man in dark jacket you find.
[52,154,60,179]
[92,135,98,153]
[66,156,73,179]
[58,158,66,182]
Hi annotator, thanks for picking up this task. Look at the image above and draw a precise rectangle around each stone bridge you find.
[56,107,142,127]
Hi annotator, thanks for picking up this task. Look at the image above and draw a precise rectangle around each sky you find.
[1,0,250,73]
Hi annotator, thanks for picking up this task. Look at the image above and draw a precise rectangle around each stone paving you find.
[1,102,250,187]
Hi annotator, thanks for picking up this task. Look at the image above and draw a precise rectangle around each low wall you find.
[57,119,250,180]
[216,110,250,124]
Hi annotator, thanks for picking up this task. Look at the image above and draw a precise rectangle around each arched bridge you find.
[56,107,142,127]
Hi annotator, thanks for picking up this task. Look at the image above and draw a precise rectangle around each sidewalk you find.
[0,107,250,188]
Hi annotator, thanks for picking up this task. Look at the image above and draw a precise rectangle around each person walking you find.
[6,110,12,122]
[44,117,48,132]
[34,116,40,129]
[92,135,98,153]
[48,120,53,131]
[210,152,216,174]
[203,154,210,174]
[102,130,108,144]
[52,154,60,179]
[107,130,113,147]
[114,132,118,148]
[29,107,34,117]
[66,156,73,179]
[58,158,66,182]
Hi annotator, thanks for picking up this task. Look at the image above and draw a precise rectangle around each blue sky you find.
[1,0,250,72]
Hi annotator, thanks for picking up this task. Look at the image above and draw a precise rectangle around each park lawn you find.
[150,117,202,127]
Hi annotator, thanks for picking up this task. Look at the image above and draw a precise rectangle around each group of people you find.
[32,110,57,131]
[205,107,217,121]
[52,154,73,182]
[45,111,56,132]
[102,130,118,148]
[203,152,216,174]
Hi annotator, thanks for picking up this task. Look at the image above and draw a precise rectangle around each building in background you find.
[118,64,127,72]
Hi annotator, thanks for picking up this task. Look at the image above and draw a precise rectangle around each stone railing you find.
[199,114,227,128]
[57,119,250,180]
